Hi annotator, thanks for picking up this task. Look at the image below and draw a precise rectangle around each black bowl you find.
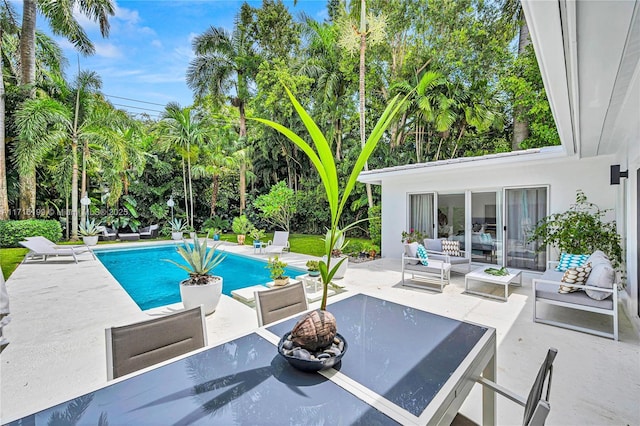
[277,333,348,372]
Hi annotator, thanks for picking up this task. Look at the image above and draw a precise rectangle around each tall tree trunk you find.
[238,102,247,213]
[210,174,219,217]
[181,158,189,227]
[18,0,37,219]
[187,144,194,230]
[71,137,79,240]
[512,17,531,151]
[0,35,8,220]
[334,118,342,160]
[359,0,373,209]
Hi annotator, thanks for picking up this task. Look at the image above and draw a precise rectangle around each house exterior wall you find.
[380,154,615,262]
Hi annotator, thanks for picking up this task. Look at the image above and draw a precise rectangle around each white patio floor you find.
[1,241,638,424]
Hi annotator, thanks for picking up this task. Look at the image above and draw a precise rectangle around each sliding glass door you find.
[470,192,502,265]
[505,187,547,271]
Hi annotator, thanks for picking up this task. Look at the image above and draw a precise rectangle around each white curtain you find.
[410,194,434,238]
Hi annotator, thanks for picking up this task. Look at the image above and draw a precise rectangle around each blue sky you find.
[39,1,328,119]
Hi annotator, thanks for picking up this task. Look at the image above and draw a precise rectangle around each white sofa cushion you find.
[404,243,419,265]
[585,261,615,300]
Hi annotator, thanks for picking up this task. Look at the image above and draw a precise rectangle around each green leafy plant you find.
[252,84,404,311]
[401,229,425,243]
[484,267,509,276]
[232,215,253,235]
[79,219,100,237]
[169,218,186,233]
[528,190,623,268]
[165,235,226,285]
[266,256,288,280]
[254,181,297,231]
[203,216,230,233]
[305,260,320,272]
[0,220,63,248]
[250,228,266,241]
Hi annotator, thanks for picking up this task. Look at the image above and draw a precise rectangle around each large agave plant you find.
[165,235,226,285]
[79,219,100,236]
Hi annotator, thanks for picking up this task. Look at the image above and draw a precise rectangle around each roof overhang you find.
[358,146,565,185]
[521,0,640,158]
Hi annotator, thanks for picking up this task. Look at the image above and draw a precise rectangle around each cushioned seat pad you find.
[535,282,613,309]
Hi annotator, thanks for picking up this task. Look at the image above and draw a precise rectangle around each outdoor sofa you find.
[532,250,618,340]
[402,243,452,292]
[139,224,159,239]
[423,238,472,273]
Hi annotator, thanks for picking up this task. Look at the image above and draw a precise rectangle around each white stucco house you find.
[359,1,640,333]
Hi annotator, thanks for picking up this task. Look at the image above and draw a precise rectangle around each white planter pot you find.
[322,255,349,279]
[180,276,223,315]
[171,231,183,240]
[189,232,197,239]
[82,235,99,246]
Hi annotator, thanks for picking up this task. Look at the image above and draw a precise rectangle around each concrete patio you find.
[1,241,638,424]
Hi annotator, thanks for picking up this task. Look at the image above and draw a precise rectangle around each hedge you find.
[0,220,63,248]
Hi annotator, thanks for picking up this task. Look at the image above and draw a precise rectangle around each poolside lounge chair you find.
[139,224,159,239]
[105,306,207,380]
[254,281,308,326]
[264,231,290,255]
[19,238,96,263]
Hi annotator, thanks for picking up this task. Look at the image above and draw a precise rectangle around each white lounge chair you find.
[264,231,290,254]
[19,238,96,263]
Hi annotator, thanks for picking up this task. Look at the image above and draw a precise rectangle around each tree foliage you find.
[254,181,297,231]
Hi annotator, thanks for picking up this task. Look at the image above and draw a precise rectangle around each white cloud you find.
[114,5,140,25]
[94,43,122,59]
[151,40,163,49]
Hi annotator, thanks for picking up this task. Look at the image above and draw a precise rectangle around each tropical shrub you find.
[0,220,63,248]
[368,204,381,249]
[528,190,623,268]
[254,181,297,231]
[232,215,253,235]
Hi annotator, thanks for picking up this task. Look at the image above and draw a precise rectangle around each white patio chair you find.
[264,231,290,254]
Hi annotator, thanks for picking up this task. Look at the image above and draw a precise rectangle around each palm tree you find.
[501,0,531,150]
[186,4,260,213]
[158,104,213,229]
[17,0,114,219]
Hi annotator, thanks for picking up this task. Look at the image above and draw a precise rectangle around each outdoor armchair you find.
[97,226,118,241]
[105,306,207,380]
[264,231,290,255]
[139,224,159,239]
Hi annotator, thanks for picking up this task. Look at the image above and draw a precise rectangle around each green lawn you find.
[0,233,372,279]
[1,248,28,280]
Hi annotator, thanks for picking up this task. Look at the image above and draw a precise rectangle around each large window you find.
[409,193,434,238]
[470,192,502,265]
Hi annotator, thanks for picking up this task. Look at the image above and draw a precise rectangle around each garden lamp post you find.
[80,193,91,222]
[167,197,175,222]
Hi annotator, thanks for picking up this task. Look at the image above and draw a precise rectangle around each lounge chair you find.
[97,226,117,241]
[264,231,290,254]
[19,238,96,263]
[139,224,159,239]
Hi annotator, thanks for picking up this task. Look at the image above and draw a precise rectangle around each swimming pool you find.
[95,245,304,311]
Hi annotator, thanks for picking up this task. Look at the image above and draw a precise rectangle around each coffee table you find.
[465,267,522,301]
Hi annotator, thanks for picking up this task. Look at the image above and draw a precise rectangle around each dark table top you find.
[6,293,490,425]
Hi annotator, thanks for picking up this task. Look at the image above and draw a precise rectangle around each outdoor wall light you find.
[610,164,629,185]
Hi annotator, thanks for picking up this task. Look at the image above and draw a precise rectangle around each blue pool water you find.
[95,245,304,310]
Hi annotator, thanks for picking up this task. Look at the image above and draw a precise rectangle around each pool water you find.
[95,245,304,311]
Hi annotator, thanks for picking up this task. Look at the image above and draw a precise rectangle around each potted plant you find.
[253,84,404,362]
[169,218,186,241]
[250,228,266,249]
[266,256,289,286]
[306,260,320,277]
[165,235,226,315]
[79,219,100,246]
[186,225,197,239]
[367,244,379,260]
[232,215,252,245]
[210,228,222,241]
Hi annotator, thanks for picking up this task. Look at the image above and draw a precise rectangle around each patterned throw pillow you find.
[416,244,429,266]
[441,240,460,257]
[558,263,592,293]
[555,253,589,272]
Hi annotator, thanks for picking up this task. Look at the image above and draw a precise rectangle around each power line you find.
[111,103,164,113]
[104,93,167,107]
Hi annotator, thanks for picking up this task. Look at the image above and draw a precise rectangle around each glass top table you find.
[5,293,496,426]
